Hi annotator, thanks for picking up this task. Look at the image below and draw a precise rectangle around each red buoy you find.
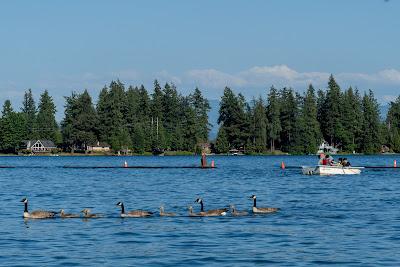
[211,160,215,168]
[281,161,285,170]
[124,161,128,168]
[394,160,397,168]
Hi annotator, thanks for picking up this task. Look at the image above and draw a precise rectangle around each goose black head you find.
[249,195,256,199]
[195,198,203,203]
[20,198,28,203]
[116,202,123,206]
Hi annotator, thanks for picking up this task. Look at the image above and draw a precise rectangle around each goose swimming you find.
[60,209,80,218]
[20,197,57,219]
[249,195,279,214]
[230,205,249,216]
[81,208,102,218]
[159,205,176,216]
[116,202,153,218]
[194,198,228,216]
[188,205,201,217]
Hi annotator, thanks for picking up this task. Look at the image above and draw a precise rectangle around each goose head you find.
[20,197,28,203]
[81,208,91,214]
[116,202,123,207]
[160,206,165,212]
[194,198,203,204]
[229,204,236,212]
[249,195,256,199]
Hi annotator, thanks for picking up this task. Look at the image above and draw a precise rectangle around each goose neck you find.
[253,198,256,208]
[24,202,28,213]
[200,201,204,212]
[120,203,125,214]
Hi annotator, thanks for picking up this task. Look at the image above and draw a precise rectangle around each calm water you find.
[0,155,399,266]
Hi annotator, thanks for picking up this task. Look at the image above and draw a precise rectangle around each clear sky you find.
[1,0,399,118]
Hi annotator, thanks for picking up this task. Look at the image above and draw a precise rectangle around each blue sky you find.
[1,0,399,118]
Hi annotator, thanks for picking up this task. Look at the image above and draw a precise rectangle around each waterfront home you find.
[86,141,111,152]
[23,140,57,153]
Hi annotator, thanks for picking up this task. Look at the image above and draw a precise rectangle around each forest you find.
[1,75,400,155]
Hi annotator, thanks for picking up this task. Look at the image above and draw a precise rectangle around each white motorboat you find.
[302,165,363,175]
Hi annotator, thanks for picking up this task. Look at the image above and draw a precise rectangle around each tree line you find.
[1,75,400,154]
[216,75,398,154]
[0,80,210,154]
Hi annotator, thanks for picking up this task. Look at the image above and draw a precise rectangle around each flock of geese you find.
[21,195,279,219]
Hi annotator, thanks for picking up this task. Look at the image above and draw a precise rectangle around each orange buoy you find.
[211,160,215,168]
[124,161,128,168]
[281,161,285,170]
[394,160,397,168]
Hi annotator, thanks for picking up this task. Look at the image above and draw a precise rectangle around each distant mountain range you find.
[207,100,390,141]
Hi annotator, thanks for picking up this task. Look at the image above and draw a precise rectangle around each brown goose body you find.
[250,195,279,214]
[195,198,228,216]
[21,198,56,219]
[117,202,153,218]
[60,209,80,218]
[159,206,176,217]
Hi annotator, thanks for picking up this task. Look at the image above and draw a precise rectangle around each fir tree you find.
[36,90,58,142]
[266,86,281,152]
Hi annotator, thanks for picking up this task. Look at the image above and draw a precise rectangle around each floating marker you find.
[124,161,128,168]
[281,161,285,170]
[395,160,397,168]
[211,160,215,168]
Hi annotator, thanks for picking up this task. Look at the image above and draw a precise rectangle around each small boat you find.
[302,165,363,175]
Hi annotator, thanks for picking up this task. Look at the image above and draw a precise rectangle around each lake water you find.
[0,155,399,266]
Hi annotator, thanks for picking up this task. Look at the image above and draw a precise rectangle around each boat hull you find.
[302,165,362,175]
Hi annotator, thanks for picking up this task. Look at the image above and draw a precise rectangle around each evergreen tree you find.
[36,90,58,142]
[279,88,297,152]
[293,85,322,154]
[189,87,211,143]
[0,100,27,153]
[323,75,343,146]
[386,96,400,152]
[361,90,381,153]
[21,89,37,138]
[266,86,281,152]
[218,87,247,149]
[250,97,267,152]
[341,87,363,152]
[215,126,229,153]
[151,80,166,149]
[61,90,98,152]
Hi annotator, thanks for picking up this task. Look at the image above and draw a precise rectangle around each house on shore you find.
[23,140,57,153]
[86,141,111,153]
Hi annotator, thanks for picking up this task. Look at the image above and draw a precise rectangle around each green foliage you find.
[36,90,58,142]
[215,127,229,153]
[267,86,281,152]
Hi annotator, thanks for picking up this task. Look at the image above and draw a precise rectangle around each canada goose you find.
[188,205,201,217]
[159,205,176,216]
[194,198,228,216]
[249,195,279,214]
[116,202,153,218]
[60,209,80,218]
[20,197,57,219]
[230,205,249,216]
[81,208,102,218]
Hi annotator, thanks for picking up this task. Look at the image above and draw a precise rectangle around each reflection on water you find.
[0,155,400,266]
